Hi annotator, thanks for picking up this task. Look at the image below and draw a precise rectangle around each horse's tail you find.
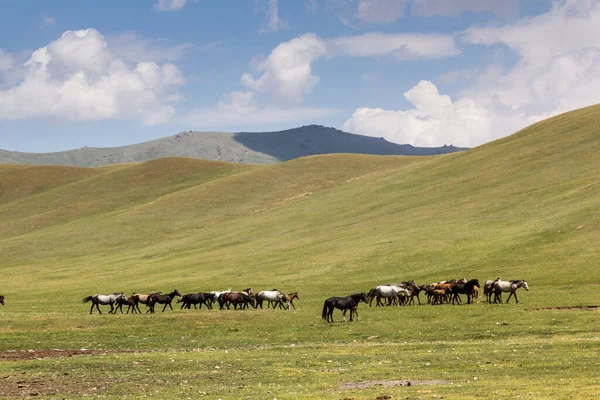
[321,300,328,320]
[82,296,93,303]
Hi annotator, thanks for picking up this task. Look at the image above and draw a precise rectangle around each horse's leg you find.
[290,300,296,310]
[506,292,513,304]
[162,303,168,312]
[342,309,347,322]
[417,293,421,305]
[90,302,95,315]
[169,302,173,311]
[96,302,102,315]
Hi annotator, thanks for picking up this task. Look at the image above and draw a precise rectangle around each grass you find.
[1,105,600,398]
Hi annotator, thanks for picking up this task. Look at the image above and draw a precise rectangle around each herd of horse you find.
[81,288,300,315]
[321,278,530,323]
[3,278,529,323]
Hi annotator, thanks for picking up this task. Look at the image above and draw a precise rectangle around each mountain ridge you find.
[0,124,465,167]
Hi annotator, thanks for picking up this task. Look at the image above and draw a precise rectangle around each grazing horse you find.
[450,279,480,305]
[493,280,529,304]
[179,293,214,310]
[82,293,126,314]
[0,295,4,305]
[322,293,369,323]
[148,290,182,313]
[256,290,287,309]
[114,295,141,314]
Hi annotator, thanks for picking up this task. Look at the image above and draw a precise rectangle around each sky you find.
[1,0,599,152]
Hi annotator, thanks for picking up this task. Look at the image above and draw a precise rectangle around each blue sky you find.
[2,0,599,152]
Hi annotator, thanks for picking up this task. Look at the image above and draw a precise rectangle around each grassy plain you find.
[1,105,600,398]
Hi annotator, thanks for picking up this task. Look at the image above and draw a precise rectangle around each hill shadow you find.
[233,125,465,161]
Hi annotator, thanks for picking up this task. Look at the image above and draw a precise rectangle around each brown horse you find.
[114,295,141,314]
[0,295,4,306]
[148,290,182,313]
[132,292,162,312]
[282,292,300,310]
[219,292,255,310]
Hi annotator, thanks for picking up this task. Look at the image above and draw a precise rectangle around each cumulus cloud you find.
[0,29,184,125]
[344,81,496,147]
[260,0,289,33]
[188,30,459,128]
[345,0,600,147]
[152,0,187,12]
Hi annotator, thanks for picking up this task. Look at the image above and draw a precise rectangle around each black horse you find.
[450,279,480,305]
[179,293,214,310]
[148,290,182,313]
[322,293,369,323]
[0,295,4,306]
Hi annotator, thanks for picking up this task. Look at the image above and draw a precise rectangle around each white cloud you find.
[344,81,496,147]
[345,0,600,147]
[0,29,184,125]
[152,0,187,12]
[189,30,459,129]
[260,0,289,33]
[242,33,329,102]
[329,32,460,59]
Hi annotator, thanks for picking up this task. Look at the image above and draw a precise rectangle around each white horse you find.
[209,288,231,302]
[492,280,529,304]
[82,293,126,314]
[256,290,288,309]
[369,285,403,306]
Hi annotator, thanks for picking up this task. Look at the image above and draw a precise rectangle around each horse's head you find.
[522,281,529,291]
[360,292,369,303]
[173,289,182,297]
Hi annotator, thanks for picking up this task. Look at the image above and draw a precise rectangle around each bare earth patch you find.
[533,305,599,311]
[0,349,139,361]
[339,379,453,390]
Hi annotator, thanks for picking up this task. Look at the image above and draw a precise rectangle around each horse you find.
[114,295,141,314]
[132,292,162,312]
[179,293,214,310]
[0,295,4,305]
[493,280,529,304]
[322,293,369,323]
[82,293,126,314]
[406,284,423,305]
[256,290,287,309]
[450,279,480,305]
[484,278,501,303]
[219,292,255,310]
[281,292,300,310]
[368,285,402,307]
[148,290,182,313]
[209,288,231,303]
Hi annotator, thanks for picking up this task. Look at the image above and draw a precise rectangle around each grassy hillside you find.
[0,125,464,167]
[1,105,599,399]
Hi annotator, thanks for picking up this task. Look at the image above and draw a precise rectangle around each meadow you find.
[1,105,599,399]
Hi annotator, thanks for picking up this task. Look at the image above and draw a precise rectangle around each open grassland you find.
[1,105,600,398]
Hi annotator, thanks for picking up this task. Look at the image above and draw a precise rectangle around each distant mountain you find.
[0,125,465,167]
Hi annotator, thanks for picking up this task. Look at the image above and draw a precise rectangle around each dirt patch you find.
[533,305,599,311]
[0,349,139,361]
[0,373,114,398]
[339,379,453,390]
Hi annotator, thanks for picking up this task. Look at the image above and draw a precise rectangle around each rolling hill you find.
[0,124,464,167]
[1,105,599,398]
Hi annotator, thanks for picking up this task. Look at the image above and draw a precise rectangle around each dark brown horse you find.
[148,290,182,313]
[450,279,480,305]
[178,293,214,310]
[322,293,368,323]
[114,295,141,314]
[0,295,4,306]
